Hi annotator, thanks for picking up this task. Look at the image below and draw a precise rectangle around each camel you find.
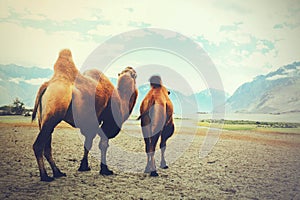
[138,75,174,177]
[32,49,138,182]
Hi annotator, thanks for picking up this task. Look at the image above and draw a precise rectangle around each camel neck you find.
[117,86,134,102]
[114,84,134,123]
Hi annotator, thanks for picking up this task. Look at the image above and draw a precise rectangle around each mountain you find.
[0,64,53,107]
[0,64,53,80]
[115,81,193,116]
[131,85,229,116]
[0,64,228,114]
[132,84,197,116]
[194,89,230,113]
[2,62,299,115]
[226,61,300,114]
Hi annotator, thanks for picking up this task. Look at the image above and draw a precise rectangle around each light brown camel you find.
[138,75,174,177]
[32,49,138,182]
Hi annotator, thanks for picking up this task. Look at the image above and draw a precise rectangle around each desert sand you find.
[0,116,299,199]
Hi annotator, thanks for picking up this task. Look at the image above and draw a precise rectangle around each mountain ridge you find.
[0,64,228,114]
[2,62,299,115]
[226,61,300,114]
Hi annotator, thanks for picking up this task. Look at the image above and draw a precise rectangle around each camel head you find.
[149,75,162,88]
[118,66,137,79]
[149,75,170,96]
[117,66,137,94]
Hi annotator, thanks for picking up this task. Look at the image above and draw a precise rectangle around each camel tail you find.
[136,110,150,120]
[32,83,48,122]
[137,97,155,120]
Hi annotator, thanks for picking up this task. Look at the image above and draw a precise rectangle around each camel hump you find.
[53,49,79,80]
[83,69,105,82]
[59,49,72,59]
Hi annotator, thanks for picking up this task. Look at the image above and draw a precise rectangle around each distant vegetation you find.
[0,98,32,116]
[201,119,299,128]
[199,119,300,133]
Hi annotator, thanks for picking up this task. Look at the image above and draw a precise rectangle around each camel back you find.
[139,83,173,125]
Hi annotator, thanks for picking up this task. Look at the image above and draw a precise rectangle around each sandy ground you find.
[0,117,299,199]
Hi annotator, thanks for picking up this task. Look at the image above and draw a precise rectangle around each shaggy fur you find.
[139,75,174,177]
[32,49,138,181]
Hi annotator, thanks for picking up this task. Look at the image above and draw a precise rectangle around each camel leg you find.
[160,123,174,169]
[78,146,90,171]
[44,136,66,178]
[142,125,151,173]
[142,124,152,173]
[149,132,161,177]
[144,137,151,173]
[159,139,168,169]
[78,135,94,171]
[33,123,55,182]
[99,137,113,175]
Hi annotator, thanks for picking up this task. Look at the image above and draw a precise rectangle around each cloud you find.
[266,74,288,81]
[0,0,299,95]
[8,76,49,85]
[219,22,242,32]
[128,21,151,28]
[213,1,252,14]
[0,22,97,68]
[125,8,134,13]
[1,1,101,22]
[24,78,49,85]
[9,77,23,84]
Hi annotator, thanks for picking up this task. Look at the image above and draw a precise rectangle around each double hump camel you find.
[139,75,175,176]
[32,49,138,181]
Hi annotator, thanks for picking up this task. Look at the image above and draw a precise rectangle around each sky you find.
[0,0,299,94]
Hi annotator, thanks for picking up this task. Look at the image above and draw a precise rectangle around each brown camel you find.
[138,75,174,177]
[32,49,138,182]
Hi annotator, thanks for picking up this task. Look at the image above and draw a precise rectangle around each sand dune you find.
[0,117,299,199]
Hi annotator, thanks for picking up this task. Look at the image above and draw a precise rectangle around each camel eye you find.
[168,90,170,95]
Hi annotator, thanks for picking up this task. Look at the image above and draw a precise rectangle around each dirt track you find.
[0,118,299,199]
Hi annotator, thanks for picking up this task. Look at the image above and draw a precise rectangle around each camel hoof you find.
[160,165,169,169]
[150,171,159,177]
[78,166,91,172]
[100,164,114,176]
[78,159,91,172]
[54,171,67,178]
[40,176,55,182]
[100,169,114,176]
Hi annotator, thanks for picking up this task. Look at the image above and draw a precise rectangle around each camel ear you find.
[132,73,137,79]
[118,73,120,76]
